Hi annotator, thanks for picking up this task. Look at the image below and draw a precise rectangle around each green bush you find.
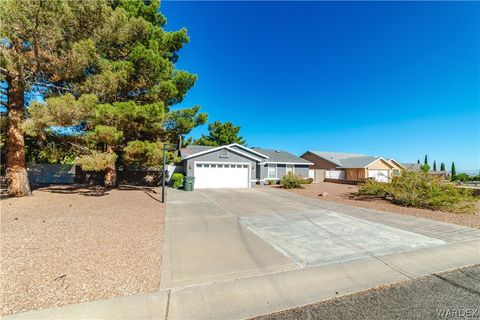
[280,172,303,189]
[301,177,313,184]
[265,179,276,185]
[358,171,477,214]
[171,173,184,189]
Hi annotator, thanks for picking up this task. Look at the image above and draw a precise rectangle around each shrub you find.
[75,152,117,171]
[301,177,313,184]
[280,172,303,189]
[171,173,184,189]
[358,171,477,214]
[265,179,276,185]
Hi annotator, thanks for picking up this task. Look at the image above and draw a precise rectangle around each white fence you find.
[325,170,345,180]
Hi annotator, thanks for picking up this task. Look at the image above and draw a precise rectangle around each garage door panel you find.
[195,163,250,189]
[368,169,389,182]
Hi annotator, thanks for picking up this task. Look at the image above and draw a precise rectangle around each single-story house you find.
[180,144,313,189]
[301,151,404,182]
[402,163,448,178]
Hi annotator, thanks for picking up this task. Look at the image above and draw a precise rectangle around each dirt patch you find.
[279,182,480,229]
[1,185,165,315]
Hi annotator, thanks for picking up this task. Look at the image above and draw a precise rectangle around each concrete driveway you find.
[7,187,479,320]
[158,187,479,318]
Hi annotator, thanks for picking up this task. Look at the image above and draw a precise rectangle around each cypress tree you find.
[433,160,437,171]
[440,162,446,171]
[451,162,456,180]
[424,155,428,165]
[417,159,420,164]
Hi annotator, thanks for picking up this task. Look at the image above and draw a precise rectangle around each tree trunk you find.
[104,145,116,188]
[6,77,31,197]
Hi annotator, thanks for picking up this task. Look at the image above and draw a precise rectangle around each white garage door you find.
[194,163,250,189]
[368,169,389,182]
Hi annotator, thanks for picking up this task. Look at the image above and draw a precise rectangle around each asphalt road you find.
[252,265,480,320]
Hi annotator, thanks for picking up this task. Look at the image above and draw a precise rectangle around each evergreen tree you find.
[0,0,109,196]
[21,0,208,187]
[417,159,420,164]
[433,160,437,171]
[451,162,456,180]
[194,121,246,146]
[424,155,428,165]
[440,162,446,171]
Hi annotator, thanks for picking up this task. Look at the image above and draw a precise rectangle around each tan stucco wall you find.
[387,160,403,170]
[301,152,338,170]
[366,159,393,170]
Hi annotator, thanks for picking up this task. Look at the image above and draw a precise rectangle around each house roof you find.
[180,145,312,164]
[339,156,390,168]
[388,159,405,169]
[181,144,265,161]
[308,151,367,166]
[402,163,421,171]
[251,148,313,164]
[306,151,398,169]
[180,145,215,158]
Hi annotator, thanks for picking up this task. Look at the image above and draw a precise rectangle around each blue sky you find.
[162,1,479,171]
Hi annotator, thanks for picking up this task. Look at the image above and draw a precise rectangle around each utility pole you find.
[161,143,177,203]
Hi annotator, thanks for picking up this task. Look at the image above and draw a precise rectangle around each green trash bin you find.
[184,176,195,191]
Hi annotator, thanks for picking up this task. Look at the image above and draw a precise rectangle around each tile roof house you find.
[301,151,404,182]
[180,144,312,189]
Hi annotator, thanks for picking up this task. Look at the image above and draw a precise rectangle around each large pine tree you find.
[15,0,207,188]
[0,0,110,196]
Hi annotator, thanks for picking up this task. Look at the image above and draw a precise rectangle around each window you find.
[268,164,277,179]
[196,164,202,168]
[392,169,400,176]
[286,164,294,174]
[220,149,228,158]
[218,164,223,168]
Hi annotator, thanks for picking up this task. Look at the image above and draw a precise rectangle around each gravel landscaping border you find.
[1,185,165,316]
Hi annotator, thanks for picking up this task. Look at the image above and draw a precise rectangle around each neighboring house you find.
[301,151,404,182]
[180,144,313,189]
[402,163,448,178]
[402,163,421,172]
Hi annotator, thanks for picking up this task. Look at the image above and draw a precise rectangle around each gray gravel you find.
[1,185,165,316]
[252,265,480,320]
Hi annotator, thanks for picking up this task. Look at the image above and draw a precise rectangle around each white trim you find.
[183,144,268,160]
[193,160,251,188]
[263,161,314,165]
[225,146,264,162]
[365,157,395,169]
[183,145,264,162]
[388,159,405,169]
[184,145,262,162]
[227,143,269,158]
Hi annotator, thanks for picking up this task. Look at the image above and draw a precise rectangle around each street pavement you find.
[253,265,480,320]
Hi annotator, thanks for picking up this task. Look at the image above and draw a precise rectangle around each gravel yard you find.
[0,185,165,316]
[280,182,480,229]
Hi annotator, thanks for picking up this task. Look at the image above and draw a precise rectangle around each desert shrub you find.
[75,152,117,171]
[358,171,477,214]
[280,172,303,189]
[358,178,391,198]
[171,173,184,189]
[301,177,313,184]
